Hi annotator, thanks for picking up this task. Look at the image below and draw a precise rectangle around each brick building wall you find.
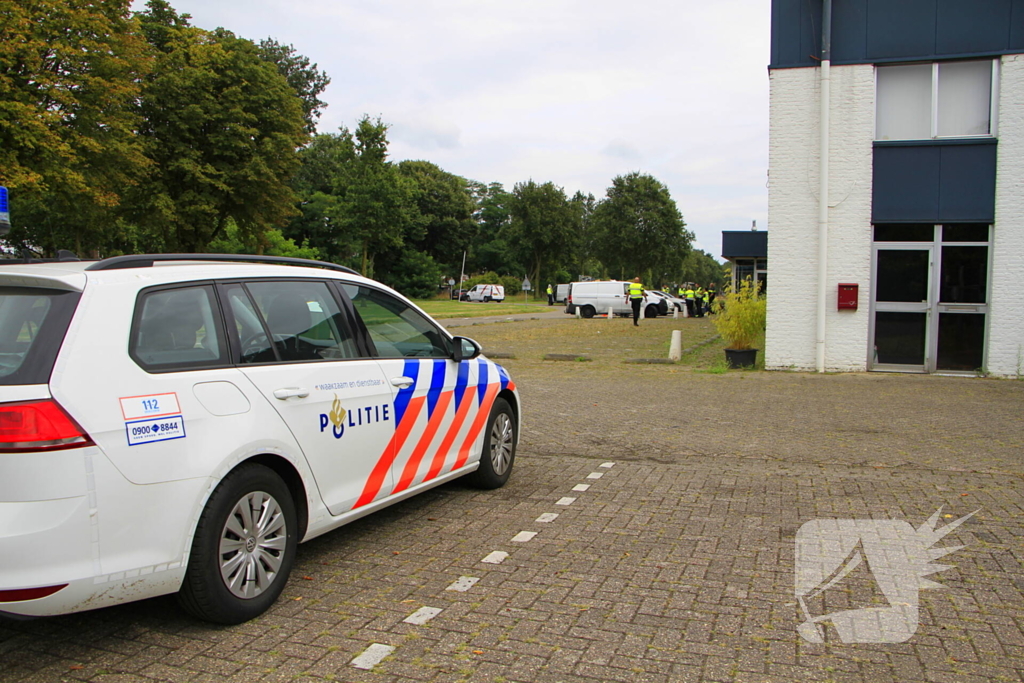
[765,64,874,372]
[988,55,1024,377]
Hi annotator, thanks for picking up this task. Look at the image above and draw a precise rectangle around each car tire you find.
[484,296,491,303]
[645,304,659,319]
[466,398,516,489]
[178,463,297,624]
[580,305,595,319]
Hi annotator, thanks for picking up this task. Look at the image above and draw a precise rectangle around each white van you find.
[565,281,668,318]
[463,284,505,302]
[554,284,570,304]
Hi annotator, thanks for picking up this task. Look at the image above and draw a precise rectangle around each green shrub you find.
[713,279,766,350]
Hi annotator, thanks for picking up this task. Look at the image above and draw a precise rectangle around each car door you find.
[224,279,396,516]
[339,284,502,505]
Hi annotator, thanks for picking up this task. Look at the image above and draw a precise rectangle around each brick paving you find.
[2,320,1023,683]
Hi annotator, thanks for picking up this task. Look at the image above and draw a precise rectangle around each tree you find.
[569,191,598,279]
[207,219,320,259]
[331,116,408,277]
[131,5,309,253]
[466,181,520,276]
[286,132,357,264]
[257,39,330,135]
[679,250,724,289]
[396,160,475,270]
[507,180,577,288]
[0,0,151,255]
[592,172,692,283]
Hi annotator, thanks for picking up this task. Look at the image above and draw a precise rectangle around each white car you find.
[462,284,505,302]
[650,290,687,314]
[0,254,520,623]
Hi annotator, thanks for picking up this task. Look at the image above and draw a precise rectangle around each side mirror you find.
[452,336,482,362]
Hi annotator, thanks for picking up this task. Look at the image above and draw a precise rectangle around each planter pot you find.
[724,348,758,369]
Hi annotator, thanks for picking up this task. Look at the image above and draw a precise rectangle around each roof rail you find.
[85,253,360,275]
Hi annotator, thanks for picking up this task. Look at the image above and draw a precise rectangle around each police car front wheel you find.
[468,398,516,489]
[178,463,298,624]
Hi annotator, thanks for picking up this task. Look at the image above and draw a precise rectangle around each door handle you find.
[391,376,414,389]
[273,387,309,400]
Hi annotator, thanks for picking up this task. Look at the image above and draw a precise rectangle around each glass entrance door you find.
[870,224,990,373]
[872,247,931,369]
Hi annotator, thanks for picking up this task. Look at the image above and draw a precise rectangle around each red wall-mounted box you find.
[838,283,859,310]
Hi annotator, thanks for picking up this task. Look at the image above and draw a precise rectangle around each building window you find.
[876,60,996,141]
[731,258,768,294]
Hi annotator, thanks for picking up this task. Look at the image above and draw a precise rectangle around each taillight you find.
[0,584,68,602]
[0,400,94,452]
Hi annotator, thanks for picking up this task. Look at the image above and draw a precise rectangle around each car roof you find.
[0,256,375,292]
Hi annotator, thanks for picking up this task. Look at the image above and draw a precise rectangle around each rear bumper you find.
[0,446,193,617]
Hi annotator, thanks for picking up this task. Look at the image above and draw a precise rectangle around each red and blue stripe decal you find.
[354,357,508,509]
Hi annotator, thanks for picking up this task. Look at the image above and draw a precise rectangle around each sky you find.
[143,0,771,259]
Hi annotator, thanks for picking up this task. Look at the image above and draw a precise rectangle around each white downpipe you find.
[816,59,830,373]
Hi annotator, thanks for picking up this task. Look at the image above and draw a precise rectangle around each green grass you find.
[412,298,552,319]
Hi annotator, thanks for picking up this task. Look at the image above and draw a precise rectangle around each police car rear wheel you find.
[645,304,659,319]
[178,464,297,624]
[468,398,516,489]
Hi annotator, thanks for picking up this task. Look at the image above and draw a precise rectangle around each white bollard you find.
[669,330,682,361]
[608,306,614,320]
[673,308,679,319]
[575,307,582,319]
[639,304,645,320]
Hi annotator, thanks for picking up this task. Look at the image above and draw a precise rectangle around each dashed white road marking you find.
[555,497,576,506]
[511,531,537,542]
[351,643,395,670]
[600,462,615,468]
[481,551,509,564]
[446,576,480,592]
[403,606,443,625]
[572,484,590,492]
[586,472,604,479]
[536,512,559,523]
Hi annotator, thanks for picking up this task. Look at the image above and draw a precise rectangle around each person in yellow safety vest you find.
[546,284,554,306]
[694,286,705,317]
[684,286,695,318]
[627,277,647,326]
[707,285,717,314]
[702,288,711,316]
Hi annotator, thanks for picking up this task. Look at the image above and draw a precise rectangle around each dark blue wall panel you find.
[771,0,819,68]
[937,0,1014,54]
[873,147,942,222]
[873,143,996,223]
[832,1,868,61]
[722,232,768,259]
[866,0,937,59]
[771,0,1024,68]
[937,144,998,221]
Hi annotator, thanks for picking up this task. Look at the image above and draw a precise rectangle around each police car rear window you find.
[0,287,81,386]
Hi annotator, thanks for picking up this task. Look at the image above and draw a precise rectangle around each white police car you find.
[0,254,520,623]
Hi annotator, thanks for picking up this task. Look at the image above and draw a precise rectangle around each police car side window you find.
[342,285,450,358]
[132,286,225,370]
[234,281,358,363]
